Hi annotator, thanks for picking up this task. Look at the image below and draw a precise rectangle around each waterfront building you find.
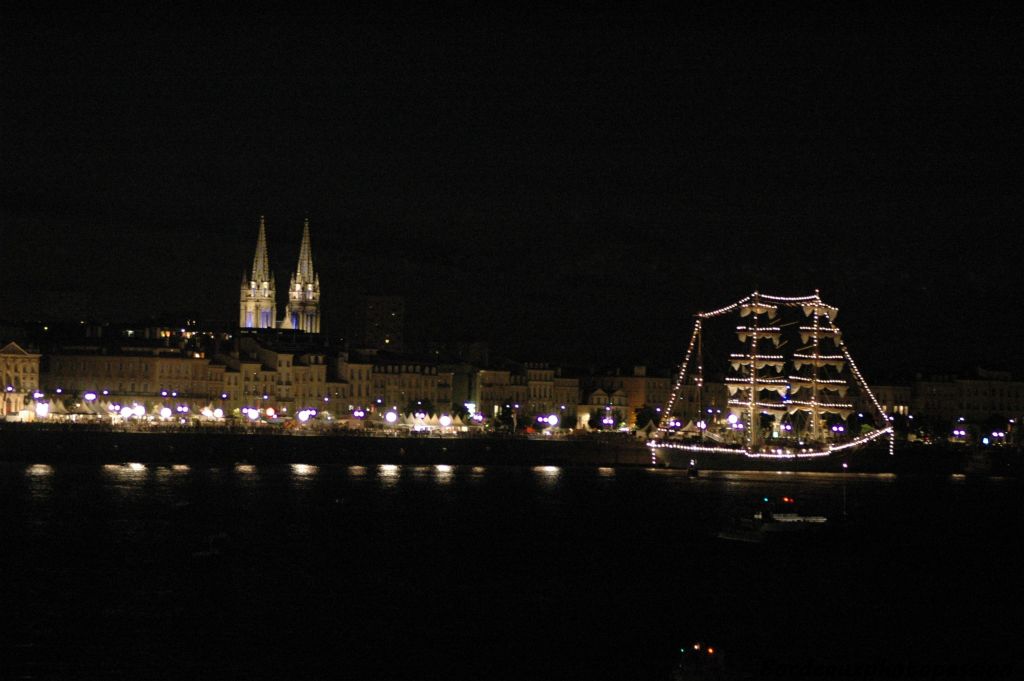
[583,366,680,425]
[524,362,555,417]
[578,387,629,429]
[469,363,580,426]
[553,373,581,427]
[1,341,41,417]
[335,353,376,408]
[906,370,1024,440]
[333,351,452,415]
[866,384,912,417]
[216,337,342,416]
[841,369,1023,443]
[474,368,512,419]
[371,358,446,413]
[612,366,673,424]
[43,346,223,412]
[437,362,477,412]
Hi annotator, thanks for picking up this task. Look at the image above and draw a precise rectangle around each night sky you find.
[2,8,1022,377]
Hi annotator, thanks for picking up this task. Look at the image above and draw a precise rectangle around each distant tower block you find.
[284,218,321,333]
[239,216,277,329]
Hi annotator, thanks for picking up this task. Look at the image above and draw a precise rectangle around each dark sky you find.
[2,7,1022,376]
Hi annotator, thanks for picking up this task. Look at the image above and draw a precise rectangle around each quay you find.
[0,423,650,467]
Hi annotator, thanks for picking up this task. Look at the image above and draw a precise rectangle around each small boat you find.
[717,496,827,543]
[670,642,722,680]
[687,458,699,478]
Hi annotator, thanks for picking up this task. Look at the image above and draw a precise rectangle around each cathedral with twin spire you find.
[239,216,321,333]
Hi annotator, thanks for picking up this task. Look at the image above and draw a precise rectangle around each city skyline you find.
[2,8,1022,376]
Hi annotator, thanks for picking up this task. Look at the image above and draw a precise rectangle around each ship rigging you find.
[648,291,893,463]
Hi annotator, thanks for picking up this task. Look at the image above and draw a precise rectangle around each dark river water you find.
[3,461,1021,680]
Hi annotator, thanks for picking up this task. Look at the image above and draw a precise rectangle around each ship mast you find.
[696,322,704,441]
[748,293,760,450]
[811,290,821,441]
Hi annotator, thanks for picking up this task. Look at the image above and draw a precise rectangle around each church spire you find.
[251,215,271,283]
[285,217,321,333]
[295,217,315,282]
[240,215,277,329]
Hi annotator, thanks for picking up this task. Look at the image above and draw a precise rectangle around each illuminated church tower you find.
[284,218,321,333]
[239,216,277,329]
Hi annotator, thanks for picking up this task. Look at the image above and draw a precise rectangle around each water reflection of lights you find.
[235,464,256,475]
[348,465,367,477]
[378,464,401,488]
[533,466,562,490]
[26,464,54,477]
[102,463,148,479]
[434,464,454,483]
[533,465,562,486]
[471,466,486,474]
[291,464,317,476]
[597,467,615,477]
[172,465,190,473]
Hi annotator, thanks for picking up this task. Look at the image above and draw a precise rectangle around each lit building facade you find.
[240,216,321,333]
[240,216,277,329]
[2,341,41,416]
[284,219,321,333]
[44,350,224,406]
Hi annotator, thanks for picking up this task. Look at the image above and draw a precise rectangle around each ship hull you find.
[650,439,906,474]
[650,440,1020,476]
[652,446,867,472]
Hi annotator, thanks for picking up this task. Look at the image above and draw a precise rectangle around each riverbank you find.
[0,423,650,466]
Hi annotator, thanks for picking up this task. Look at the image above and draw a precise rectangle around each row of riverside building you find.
[2,330,670,429]
[3,329,1023,441]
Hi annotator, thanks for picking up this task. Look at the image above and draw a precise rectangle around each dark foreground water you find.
[3,461,1021,680]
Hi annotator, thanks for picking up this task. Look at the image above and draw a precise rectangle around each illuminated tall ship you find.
[648,291,893,469]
